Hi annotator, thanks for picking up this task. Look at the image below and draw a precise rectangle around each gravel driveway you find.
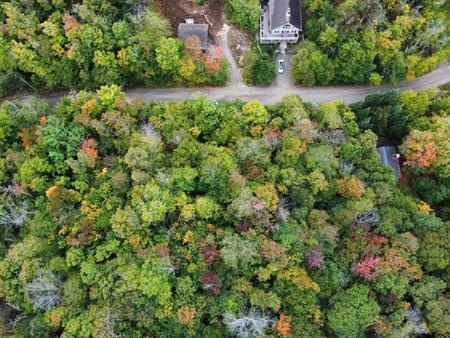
[217,24,244,88]
[274,53,294,88]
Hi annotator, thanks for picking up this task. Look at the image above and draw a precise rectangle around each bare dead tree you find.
[224,307,271,338]
[0,300,22,329]
[275,199,291,223]
[263,133,280,153]
[406,18,447,55]
[140,122,162,143]
[95,310,120,338]
[322,129,346,149]
[5,302,21,312]
[355,208,380,227]
[172,133,183,145]
[405,307,429,335]
[0,199,31,230]
[361,179,370,189]
[2,181,30,197]
[25,271,62,311]
[8,314,28,329]
[339,160,355,176]
[296,118,319,143]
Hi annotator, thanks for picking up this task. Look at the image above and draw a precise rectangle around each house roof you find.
[377,146,401,178]
[177,23,209,49]
[269,0,302,30]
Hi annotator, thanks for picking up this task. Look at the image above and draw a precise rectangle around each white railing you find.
[260,35,299,43]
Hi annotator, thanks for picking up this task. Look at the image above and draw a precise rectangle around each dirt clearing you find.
[155,0,224,41]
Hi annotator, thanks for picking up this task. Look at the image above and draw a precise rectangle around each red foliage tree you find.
[366,235,388,252]
[184,34,202,60]
[235,219,251,233]
[201,271,221,296]
[81,138,98,158]
[17,126,39,149]
[305,246,325,269]
[351,255,380,280]
[204,46,223,73]
[202,245,219,265]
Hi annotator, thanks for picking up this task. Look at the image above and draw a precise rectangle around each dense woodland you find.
[0,0,449,337]
[0,86,448,337]
[1,0,448,93]
[293,0,449,85]
[0,0,229,96]
[226,0,449,86]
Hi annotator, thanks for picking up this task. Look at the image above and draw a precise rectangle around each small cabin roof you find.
[377,146,401,178]
[177,23,209,49]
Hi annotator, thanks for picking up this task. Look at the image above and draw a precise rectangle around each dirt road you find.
[5,62,449,106]
[123,62,449,104]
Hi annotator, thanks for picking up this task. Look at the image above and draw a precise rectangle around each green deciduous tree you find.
[418,224,449,272]
[156,38,183,76]
[225,0,260,32]
[291,41,335,86]
[335,38,375,84]
[220,233,258,270]
[327,284,380,338]
[39,115,85,164]
[242,50,276,86]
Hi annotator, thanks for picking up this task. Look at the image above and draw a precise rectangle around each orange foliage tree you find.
[17,127,37,149]
[275,313,291,338]
[177,306,196,324]
[401,130,437,168]
[81,138,98,166]
[184,34,202,61]
[63,13,80,35]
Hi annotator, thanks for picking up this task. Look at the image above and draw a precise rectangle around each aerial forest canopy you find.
[0,0,229,96]
[0,86,449,337]
[291,0,449,86]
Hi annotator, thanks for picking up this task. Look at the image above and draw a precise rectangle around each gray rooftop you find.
[377,146,402,178]
[269,0,302,30]
[177,23,209,50]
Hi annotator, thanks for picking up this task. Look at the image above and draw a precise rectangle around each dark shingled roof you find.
[289,0,302,29]
[270,0,302,30]
[177,23,209,50]
[377,146,402,178]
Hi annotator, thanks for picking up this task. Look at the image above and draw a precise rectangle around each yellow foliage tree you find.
[255,183,279,212]
[337,176,365,199]
[278,267,320,292]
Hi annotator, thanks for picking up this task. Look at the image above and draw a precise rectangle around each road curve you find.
[126,62,450,104]
[4,62,449,106]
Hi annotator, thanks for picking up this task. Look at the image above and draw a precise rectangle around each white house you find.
[260,0,302,44]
